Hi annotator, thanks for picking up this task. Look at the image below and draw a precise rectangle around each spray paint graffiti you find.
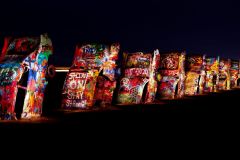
[117,50,160,104]
[94,76,117,107]
[62,71,96,108]
[230,60,240,88]
[21,34,53,119]
[184,55,206,95]
[118,77,149,104]
[0,57,25,120]
[0,34,53,120]
[203,56,219,93]
[62,43,120,109]
[156,52,186,99]
[217,59,231,90]
[160,54,179,70]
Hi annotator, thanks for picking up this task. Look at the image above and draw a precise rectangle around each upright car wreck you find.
[117,50,160,104]
[218,58,231,90]
[61,43,120,109]
[0,34,53,120]
[184,55,206,95]
[203,56,219,93]
[229,59,240,88]
[156,52,186,99]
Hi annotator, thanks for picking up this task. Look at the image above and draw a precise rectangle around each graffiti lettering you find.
[125,68,149,77]
[64,72,88,104]
[67,90,84,100]
[104,68,115,74]
[138,57,148,62]
[161,54,179,70]
[68,79,86,89]
[68,72,88,80]
[188,57,202,65]
[83,47,96,55]
[0,67,19,86]
[126,53,151,68]
[66,99,86,108]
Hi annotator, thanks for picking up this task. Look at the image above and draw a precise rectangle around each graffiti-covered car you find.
[61,43,120,109]
[156,52,185,99]
[117,50,160,104]
[230,59,240,88]
[203,56,219,93]
[218,58,231,90]
[0,34,53,120]
[184,54,206,95]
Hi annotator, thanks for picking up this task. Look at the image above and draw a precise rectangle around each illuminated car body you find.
[203,56,219,93]
[218,58,231,90]
[156,52,186,99]
[0,34,53,120]
[184,55,206,95]
[117,50,160,104]
[230,59,240,88]
[62,43,120,109]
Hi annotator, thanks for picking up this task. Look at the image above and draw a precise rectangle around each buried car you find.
[217,58,231,90]
[156,51,186,99]
[117,50,160,104]
[203,56,220,93]
[0,34,53,120]
[229,59,240,88]
[61,43,120,109]
[184,54,206,95]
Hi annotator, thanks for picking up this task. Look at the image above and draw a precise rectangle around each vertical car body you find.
[62,43,120,109]
[203,56,219,93]
[0,34,53,120]
[217,58,231,90]
[117,50,160,104]
[184,54,206,95]
[156,52,186,99]
[229,59,240,88]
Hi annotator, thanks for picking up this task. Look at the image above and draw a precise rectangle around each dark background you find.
[1,0,240,67]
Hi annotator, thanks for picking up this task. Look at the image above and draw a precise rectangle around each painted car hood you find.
[117,77,149,104]
[185,72,200,95]
[158,76,179,99]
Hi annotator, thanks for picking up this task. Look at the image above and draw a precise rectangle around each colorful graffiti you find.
[203,56,219,93]
[184,55,206,95]
[62,70,98,108]
[160,53,179,70]
[94,76,117,107]
[0,34,53,120]
[62,43,120,109]
[0,57,25,120]
[21,35,53,119]
[117,50,160,104]
[230,60,240,88]
[117,77,149,104]
[125,53,151,68]
[156,52,185,99]
[217,59,231,90]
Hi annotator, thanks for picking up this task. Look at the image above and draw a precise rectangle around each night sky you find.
[1,0,240,66]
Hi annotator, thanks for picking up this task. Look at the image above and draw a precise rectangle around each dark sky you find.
[1,0,240,66]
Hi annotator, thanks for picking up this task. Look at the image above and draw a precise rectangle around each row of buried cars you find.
[0,34,240,120]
